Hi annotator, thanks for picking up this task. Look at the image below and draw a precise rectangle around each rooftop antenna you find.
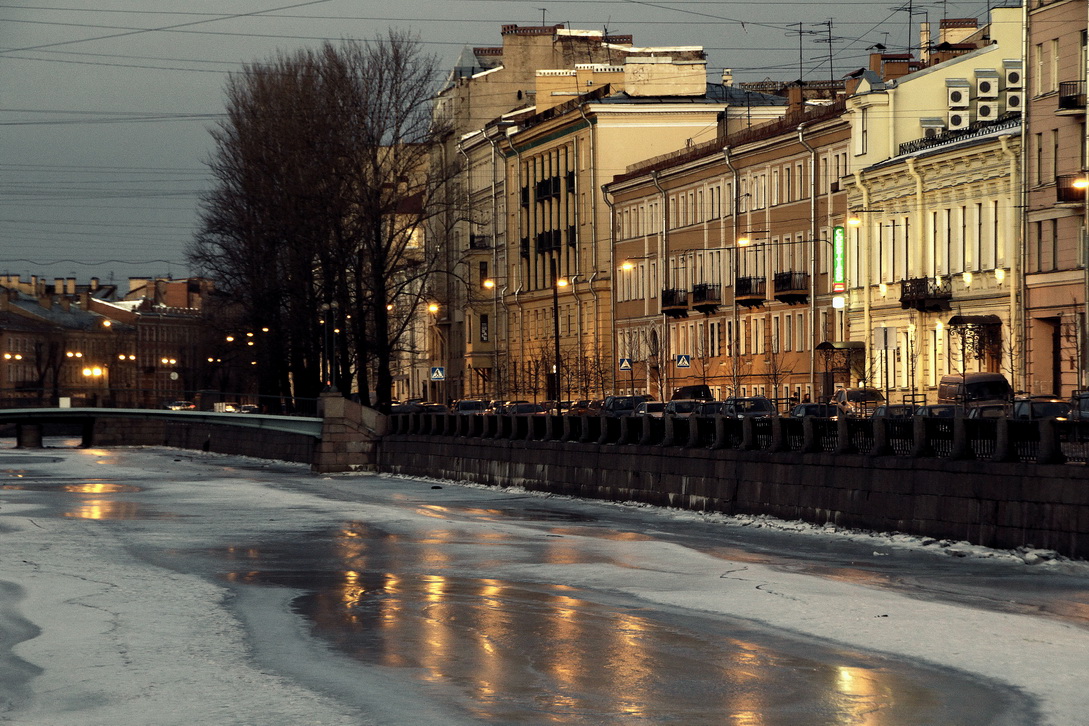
[811,19,838,83]
[539,8,547,25]
[786,23,819,81]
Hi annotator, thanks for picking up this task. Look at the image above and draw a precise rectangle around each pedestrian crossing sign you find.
[619,358,633,371]
[430,367,445,381]
[675,354,691,368]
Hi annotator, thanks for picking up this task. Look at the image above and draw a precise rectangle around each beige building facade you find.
[842,7,1024,402]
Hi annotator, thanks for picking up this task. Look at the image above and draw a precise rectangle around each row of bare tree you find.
[189,32,454,412]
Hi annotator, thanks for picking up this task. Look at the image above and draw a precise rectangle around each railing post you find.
[950,414,972,460]
[769,417,786,452]
[662,416,676,447]
[686,417,701,448]
[992,417,1012,462]
[871,417,892,456]
[801,416,819,453]
[835,415,854,454]
[911,415,930,457]
[710,415,727,449]
[740,416,755,450]
[1037,419,1067,465]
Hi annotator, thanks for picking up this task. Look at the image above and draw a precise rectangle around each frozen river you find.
[2,443,1089,725]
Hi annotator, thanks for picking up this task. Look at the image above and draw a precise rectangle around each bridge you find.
[0,393,381,472]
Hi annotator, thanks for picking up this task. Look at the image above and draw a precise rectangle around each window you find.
[480,314,489,342]
[479,261,489,288]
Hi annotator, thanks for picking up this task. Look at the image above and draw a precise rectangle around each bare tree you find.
[189,32,453,412]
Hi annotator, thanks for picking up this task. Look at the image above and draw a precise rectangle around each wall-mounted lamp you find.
[962,271,973,286]
[994,268,1006,283]
[831,295,846,310]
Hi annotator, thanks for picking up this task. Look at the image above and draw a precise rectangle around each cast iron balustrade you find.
[468,234,491,250]
[1058,80,1086,112]
[660,288,689,318]
[734,276,766,308]
[1056,174,1088,204]
[772,271,810,305]
[900,276,952,312]
[691,283,722,314]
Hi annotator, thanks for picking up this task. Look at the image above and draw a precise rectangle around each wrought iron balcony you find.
[900,277,952,312]
[734,276,766,308]
[773,271,810,305]
[1058,80,1086,113]
[691,283,722,314]
[660,288,689,318]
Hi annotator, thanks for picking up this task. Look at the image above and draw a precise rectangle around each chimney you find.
[90,277,99,291]
[66,278,76,295]
[721,68,734,87]
[54,278,64,295]
[787,83,806,114]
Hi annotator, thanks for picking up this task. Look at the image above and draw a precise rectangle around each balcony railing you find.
[468,234,491,250]
[1058,80,1086,112]
[691,283,721,313]
[660,288,689,318]
[900,276,952,312]
[773,271,810,304]
[1056,174,1088,204]
[734,276,766,308]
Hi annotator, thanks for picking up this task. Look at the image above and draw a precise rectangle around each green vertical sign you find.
[832,225,846,293]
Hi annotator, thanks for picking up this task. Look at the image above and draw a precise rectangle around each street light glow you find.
[427,302,440,314]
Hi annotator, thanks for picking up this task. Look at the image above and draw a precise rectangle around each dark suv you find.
[600,395,652,417]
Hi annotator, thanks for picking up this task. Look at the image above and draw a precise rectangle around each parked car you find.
[164,400,195,411]
[1073,392,1089,420]
[871,404,916,419]
[239,404,260,414]
[723,396,776,418]
[670,384,713,401]
[789,403,838,418]
[452,399,488,415]
[936,372,1012,408]
[419,402,449,414]
[1011,396,1071,421]
[663,399,702,417]
[564,400,595,416]
[966,403,1007,419]
[507,402,547,415]
[600,394,652,417]
[915,404,958,418]
[634,401,665,417]
[696,401,728,416]
[829,388,885,417]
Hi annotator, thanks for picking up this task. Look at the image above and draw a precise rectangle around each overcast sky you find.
[1,0,998,288]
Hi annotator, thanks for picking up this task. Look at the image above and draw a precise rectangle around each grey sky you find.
[1,0,997,287]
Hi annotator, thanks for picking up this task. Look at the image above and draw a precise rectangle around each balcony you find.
[1056,174,1088,204]
[900,277,952,312]
[691,283,722,314]
[1057,80,1086,114]
[773,271,810,305]
[734,276,766,308]
[468,234,491,251]
[660,288,689,318]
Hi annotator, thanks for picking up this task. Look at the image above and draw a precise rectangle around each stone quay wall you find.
[378,413,1089,559]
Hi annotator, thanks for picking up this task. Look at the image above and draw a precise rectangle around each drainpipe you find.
[907,157,925,396]
[724,147,740,394]
[484,129,503,398]
[855,170,873,386]
[578,104,604,391]
[651,170,669,398]
[1001,134,1023,394]
[505,132,526,392]
[457,141,472,395]
[601,184,617,395]
[798,122,818,396]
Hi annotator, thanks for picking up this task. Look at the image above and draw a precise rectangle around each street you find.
[2,442,1088,725]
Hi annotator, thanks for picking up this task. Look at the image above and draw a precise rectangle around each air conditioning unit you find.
[1005,90,1023,114]
[947,110,971,130]
[975,70,1000,99]
[976,99,1000,121]
[947,80,971,108]
[1003,59,1023,89]
[920,117,946,137]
